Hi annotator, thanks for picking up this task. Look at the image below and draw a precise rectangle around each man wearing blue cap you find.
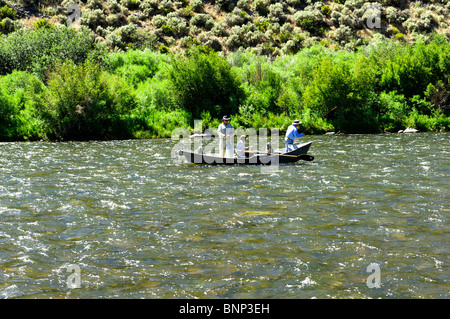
[284,120,304,152]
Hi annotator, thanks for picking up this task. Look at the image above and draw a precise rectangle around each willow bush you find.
[0,70,48,141]
[167,47,243,120]
[45,60,136,140]
[105,49,163,87]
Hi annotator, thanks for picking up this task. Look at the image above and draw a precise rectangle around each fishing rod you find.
[302,106,338,134]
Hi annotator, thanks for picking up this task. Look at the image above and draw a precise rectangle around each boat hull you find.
[182,142,313,165]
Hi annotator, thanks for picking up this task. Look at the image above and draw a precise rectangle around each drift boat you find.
[182,142,314,165]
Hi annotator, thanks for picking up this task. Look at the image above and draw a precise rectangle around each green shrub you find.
[121,0,140,10]
[179,5,194,17]
[159,45,170,53]
[190,0,203,12]
[167,47,243,119]
[296,107,334,134]
[133,108,191,138]
[408,109,450,132]
[299,18,325,35]
[132,75,190,138]
[0,26,95,77]
[331,25,353,43]
[33,18,52,30]
[0,5,17,20]
[211,21,228,37]
[253,0,270,15]
[165,14,189,36]
[294,11,325,36]
[321,5,331,16]
[338,14,356,28]
[215,0,233,12]
[330,11,341,26]
[0,4,17,35]
[136,77,175,112]
[302,56,380,133]
[190,13,213,29]
[233,55,285,115]
[394,32,405,40]
[106,13,128,27]
[106,49,162,86]
[45,60,136,140]
[385,6,398,24]
[116,23,137,42]
[87,0,103,10]
[0,17,15,34]
[425,80,450,115]
[152,14,166,28]
[108,0,121,13]
[379,45,433,99]
[0,70,48,141]
[224,11,247,26]
[157,0,175,14]
[277,86,300,115]
[0,85,17,140]
[286,0,302,7]
[377,91,409,132]
[236,0,249,10]
[255,20,270,32]
[81,8,106,29]
[268,3,286,23]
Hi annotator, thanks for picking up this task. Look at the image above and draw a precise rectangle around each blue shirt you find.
[285,125,304,141]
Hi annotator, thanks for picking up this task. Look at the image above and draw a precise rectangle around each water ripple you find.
[0,133,449,298]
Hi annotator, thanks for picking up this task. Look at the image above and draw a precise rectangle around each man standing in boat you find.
[218,115,235,157]
[285,120,304,152]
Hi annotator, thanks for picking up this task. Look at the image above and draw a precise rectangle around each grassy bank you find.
[0,25,449,141]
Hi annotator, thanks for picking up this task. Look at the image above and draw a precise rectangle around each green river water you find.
[0,132,448,298]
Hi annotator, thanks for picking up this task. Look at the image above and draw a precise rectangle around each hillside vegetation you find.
[2,0,449,53]
[0,1,449,141]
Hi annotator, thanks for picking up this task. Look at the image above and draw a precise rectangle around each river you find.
[0,132,448,298]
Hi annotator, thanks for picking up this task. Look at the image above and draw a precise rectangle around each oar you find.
[272,154,314,161]
[243,151,300,157]
[270,153,301,158]
[243,151,314,161]
[296,154,314,161]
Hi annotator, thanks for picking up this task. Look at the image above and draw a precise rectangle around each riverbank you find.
[1,26,449,142]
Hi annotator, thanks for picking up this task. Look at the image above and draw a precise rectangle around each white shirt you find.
[236,139,245,157]
[218,123,234,147]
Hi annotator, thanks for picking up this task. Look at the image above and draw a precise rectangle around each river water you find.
[0,133,448,299]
